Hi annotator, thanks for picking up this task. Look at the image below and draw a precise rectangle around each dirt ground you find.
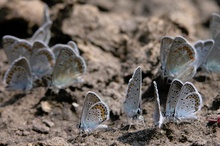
[0,0,220,145]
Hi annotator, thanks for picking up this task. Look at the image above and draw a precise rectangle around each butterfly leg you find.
[127,118,133,130]
[139,115,145,127]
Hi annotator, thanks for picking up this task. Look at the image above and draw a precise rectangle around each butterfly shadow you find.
[210,94,220,111]
[193,68,220,82]
[0,93,26,107]
[193,69,211,82]
[33,88,77,116]
[117,128,157,145]
[120,123,144,131]
[142,76,170,105]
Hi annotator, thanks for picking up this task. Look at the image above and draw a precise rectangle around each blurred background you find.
[0,0,219,47]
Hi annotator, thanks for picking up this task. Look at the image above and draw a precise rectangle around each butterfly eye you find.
[76,123,81,129]
[137,109,141,115]
[167,78,172,84]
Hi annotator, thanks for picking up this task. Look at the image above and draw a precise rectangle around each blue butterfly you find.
[160,36,213,82]
[3,57,33,92]
[123,66,144,128]
[77,91,109,134]
[201,13,220,73]
[51,46,86,92]
[153,79,202,128]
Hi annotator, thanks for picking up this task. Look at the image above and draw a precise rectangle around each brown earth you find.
[0,0,220,145]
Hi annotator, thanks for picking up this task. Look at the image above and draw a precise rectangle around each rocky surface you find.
[0,0,220,145]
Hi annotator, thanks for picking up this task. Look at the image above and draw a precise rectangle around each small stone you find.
[32,124,50,134]
[72,102,79,108]
[22,130,30,136]
[42,119,54,127]
[41,101,51,113]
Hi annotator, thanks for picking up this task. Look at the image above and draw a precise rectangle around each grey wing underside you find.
[123,66,142,118]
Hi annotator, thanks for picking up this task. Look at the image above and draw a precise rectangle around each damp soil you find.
[0,0,220,145]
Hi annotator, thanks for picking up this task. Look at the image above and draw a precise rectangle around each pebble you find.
[32,124,50,134]
[42,119,55,127]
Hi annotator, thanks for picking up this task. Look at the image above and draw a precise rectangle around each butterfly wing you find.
[160,36,173,78]
[32,40,48,54]
[153,81,164,128]
[9,39,32,64]
[51,44,66,59]
[79,91,102,130]
[194,40,214,69]
[165,79,183,118]
[174,92,202,120]
[3,57,33,91]
[169,36,187,50]
[165,41,196,81]
[175,66,197,82]
[123,66,142,119]
[2,35,19,48]
[203,40,214,61]
[202,34,220,72]
[67,41,80,55]
[3,37,31,64]
[204,13,220,73]
[43,4,50,24]
[3,35,20,63]
[30,48,55,80]
[84,102,109,131]
[30,21,52,45]
[51,42,79,60]
[164,36,188,79]
[177,82,197,99]
[174,82,201,120]
[51,46,86,89]
[210,13,220,39]
[194,41,204,68]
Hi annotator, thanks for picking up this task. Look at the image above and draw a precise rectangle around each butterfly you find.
[77,91,109,134]
[30,21,52,45]
[43,4,50,25]
[3,35,32,64]
[153,79,202,128]
[51,46,86,91]
[201,13,220,73]
[3,57,33,92]
[29,4,52,45]
[193,39,214,70]
[123,66,144,127]
[3,22,52,65]
[160,36,198,82]
[30,40,55,80]
[153,81,164,128]
[51,41,79,59]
